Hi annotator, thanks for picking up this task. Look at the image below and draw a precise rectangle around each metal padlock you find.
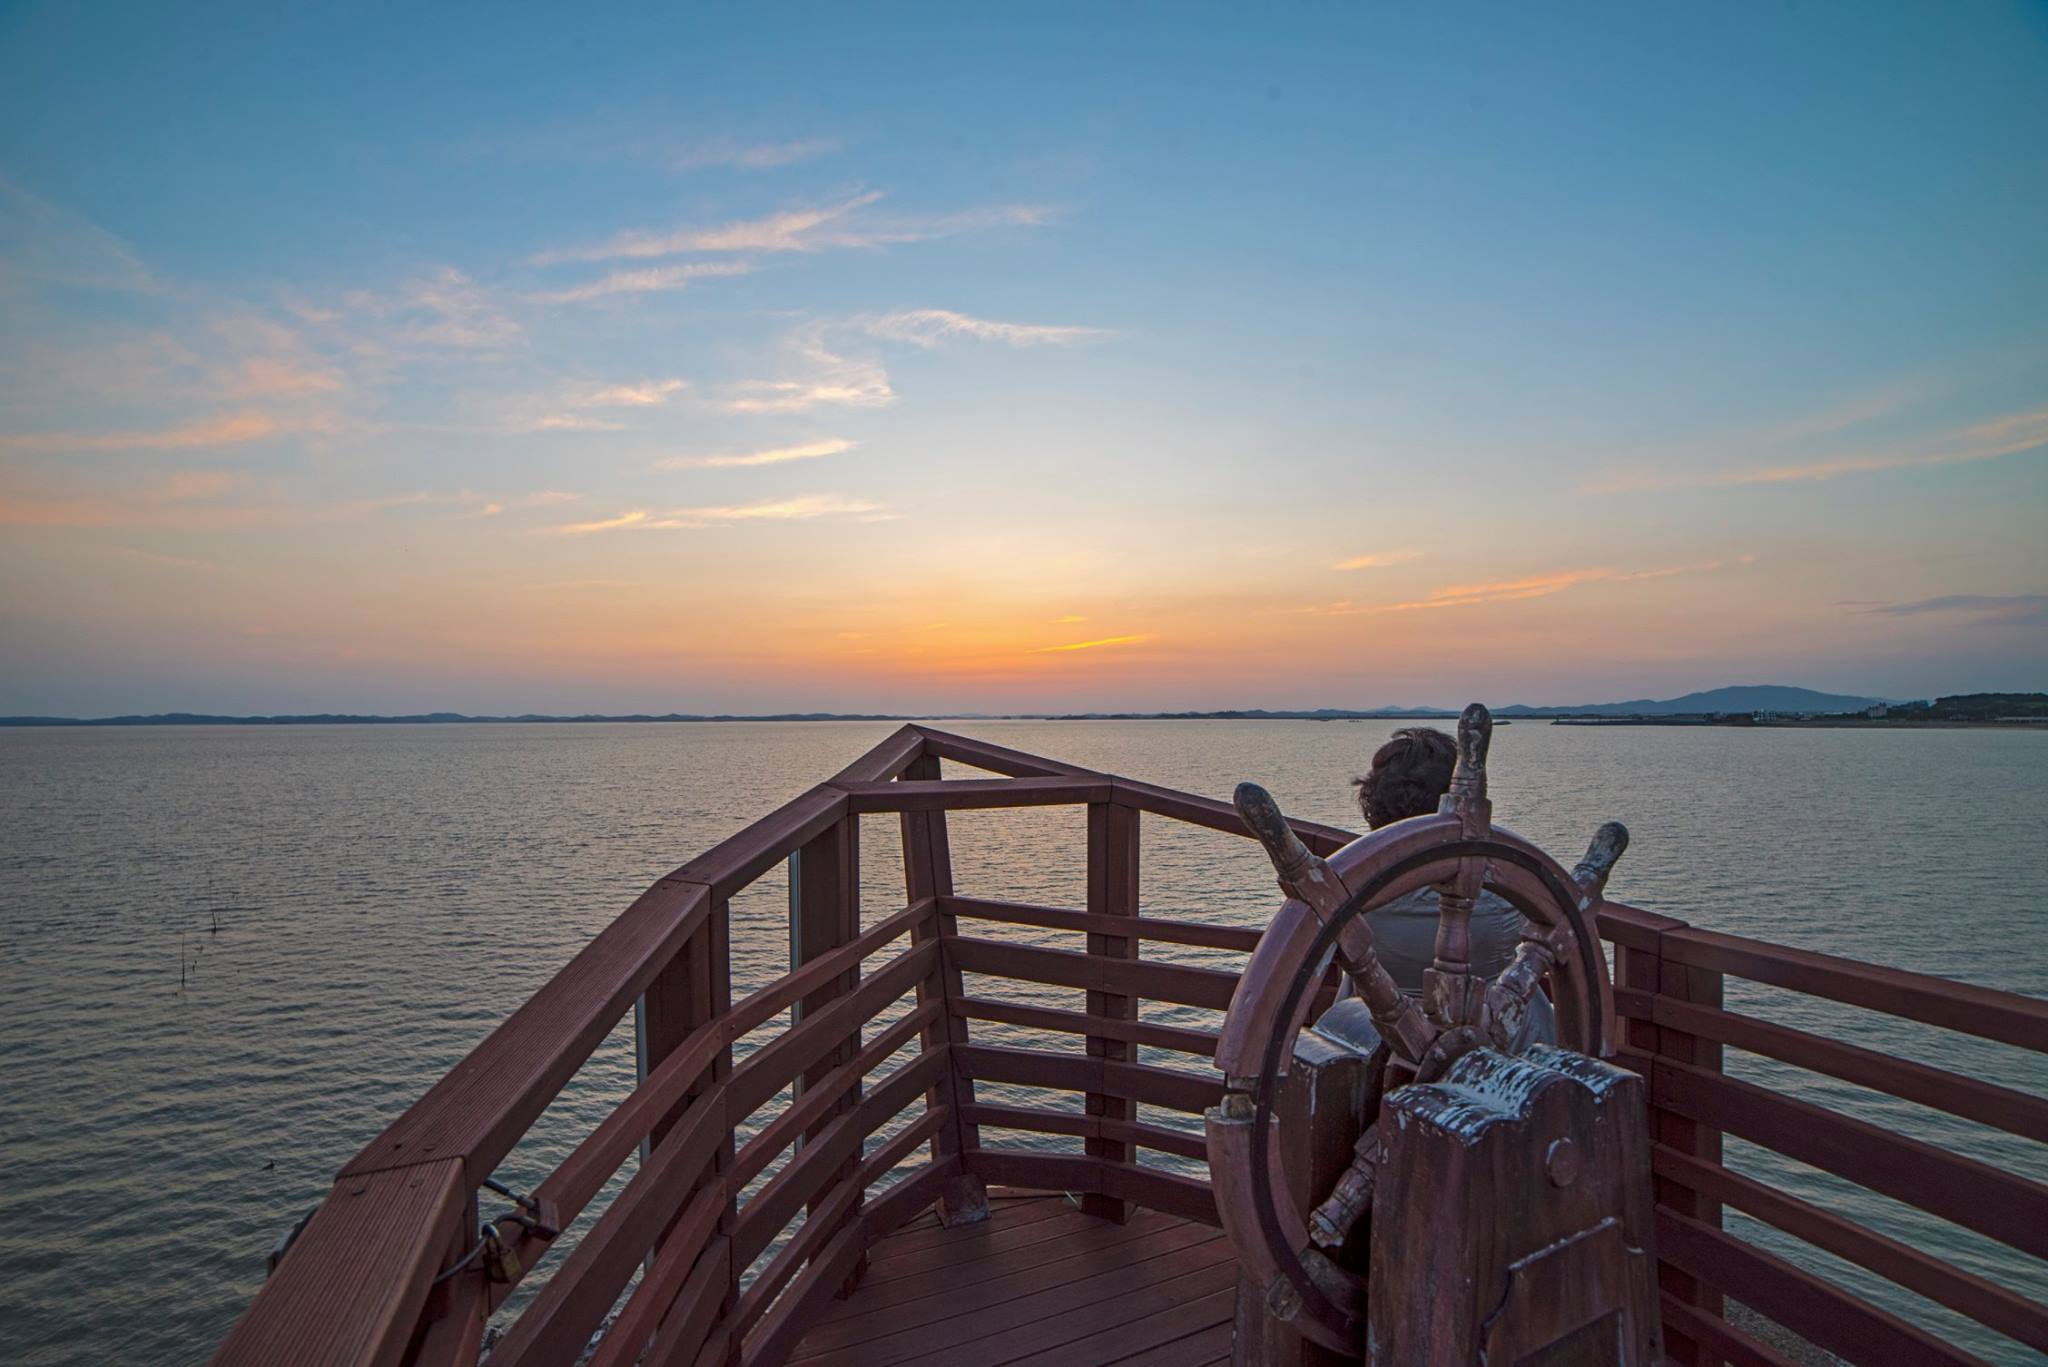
[482,1225,521,1284]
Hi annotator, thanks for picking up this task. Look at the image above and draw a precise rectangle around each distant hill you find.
[1495,685,1891,718]
[0,686,1925,726]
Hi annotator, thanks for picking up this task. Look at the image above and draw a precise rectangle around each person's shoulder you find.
[1371,886,1439,918]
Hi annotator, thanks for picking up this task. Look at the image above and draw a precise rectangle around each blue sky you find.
[1,3,2043,714]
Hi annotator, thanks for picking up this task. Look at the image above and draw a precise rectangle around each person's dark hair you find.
[1353,727,1457,829]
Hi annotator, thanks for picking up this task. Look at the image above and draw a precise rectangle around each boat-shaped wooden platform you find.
[212,724,2048,1367]
[788,1192,1234,1366]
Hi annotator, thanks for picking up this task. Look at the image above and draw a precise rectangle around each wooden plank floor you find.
[788,1192,1238,1366]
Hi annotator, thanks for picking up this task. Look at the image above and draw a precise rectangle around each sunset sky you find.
[2,4,2044,715]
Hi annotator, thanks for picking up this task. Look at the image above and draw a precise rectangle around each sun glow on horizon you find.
[0,7,2042,715]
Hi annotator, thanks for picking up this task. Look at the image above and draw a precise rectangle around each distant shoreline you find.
[2,710,2040,729]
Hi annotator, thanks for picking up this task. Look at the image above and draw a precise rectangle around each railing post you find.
[791,818,868,1290]
[1084,799,1141,1224]
[641,894,736,1360]
[1615,915,1723,1366]
[900,752,989,1224]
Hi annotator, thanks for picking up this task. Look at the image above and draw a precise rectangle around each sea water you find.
[2,720,2042,1363]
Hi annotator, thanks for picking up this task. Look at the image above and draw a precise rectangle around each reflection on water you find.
[1,720,2042,1363]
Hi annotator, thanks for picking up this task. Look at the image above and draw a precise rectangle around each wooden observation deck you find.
[213,726,2048,1367]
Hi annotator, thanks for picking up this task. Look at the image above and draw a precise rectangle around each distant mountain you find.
[1495,685,1892,718]
[0,686,1912,727]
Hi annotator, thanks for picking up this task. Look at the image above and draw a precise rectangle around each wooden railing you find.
[1604,902,2048,1365]
[212,724,2047,1367]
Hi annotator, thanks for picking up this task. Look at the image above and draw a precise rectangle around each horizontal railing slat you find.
[1646,1054,2048,1261]
[961,1101,1207,1161]
[731,1002,938,1192]
[861,1155,963,1237]
[1657,1209,1987,1366]
[640,1235,731,1367]
[944,894,1263,952]
[838,776,1114,812]
[952,996,1220,1057]
[956,1042,1223,1114]
[726,899,931,1042]
[740,1213,869,1367]
[948,934,1238,1010]
[1658,926,2048,1055]
[733,1051,944,1268]
[828,724,927,785]
[728,941,935,1118]
[1616,986,2048,1144]
[960,1149,1219,1225]
[1108,776,1352,856]
[1656,1292,1799,1367]
[211,1159,467,1367]
[487,1091,727,1367]
[1652,1143,2048,1355]
[341,877,710,1181]
[910,726,1091,779]
[668,785,848,903]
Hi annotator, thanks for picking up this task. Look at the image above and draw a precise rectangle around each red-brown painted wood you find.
[1651,1143,2048,1355]
[946,934,1239,1010]
[1657,1209,1985,1365]
[944,893,1264,952]
[1614,986,2048,1143]
[1084,800,1141,1223]
[213,1160,466,1367]
[341,876,709,1182]
[839,776,1114,812]
[1658,925,2048,1054]
[950,995,1220,1057]
[1649,1053,2048,1259]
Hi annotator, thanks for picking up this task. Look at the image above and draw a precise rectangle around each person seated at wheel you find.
[1320,727,1556,1049]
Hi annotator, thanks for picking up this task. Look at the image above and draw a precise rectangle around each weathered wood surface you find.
[789,1194,1237,1366]
[210,1159,466,1367]
[1369,1046,1660,1366]
[1232,1032,1371,1366]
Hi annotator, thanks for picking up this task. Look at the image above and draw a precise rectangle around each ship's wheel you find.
[1205,704,1630,1354]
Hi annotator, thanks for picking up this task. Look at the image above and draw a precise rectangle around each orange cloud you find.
[1030,634,1152,653]
[1332,550,1421,570]
[1587,406,2048,493]
[0,411,279,453]
[656,439,853,470]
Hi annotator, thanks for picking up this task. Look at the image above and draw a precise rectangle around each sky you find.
[1,3,2044,716]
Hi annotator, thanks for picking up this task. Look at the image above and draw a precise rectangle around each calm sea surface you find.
[2,721,2043,1364]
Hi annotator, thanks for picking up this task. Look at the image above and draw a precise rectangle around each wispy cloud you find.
[517,413,629,433]
[534,191,1053,266]
[579,379,688,407]
[1295,557,1754,615]
[670,137,837,172]
[550,492,885,534]
[860,309,1109,349]
[346,267,521,350]
[1031,634,1153,654]
[1589,406,2048,493]
[1332,550,1420,571]
[0,177,157,293]
[685,493,883,522]
[1861,594,2048,628]
[715,331,895,414]
[473,490,581,517]
[655,438,853,470]
[534,260,751,304]
[0,411,280,453]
